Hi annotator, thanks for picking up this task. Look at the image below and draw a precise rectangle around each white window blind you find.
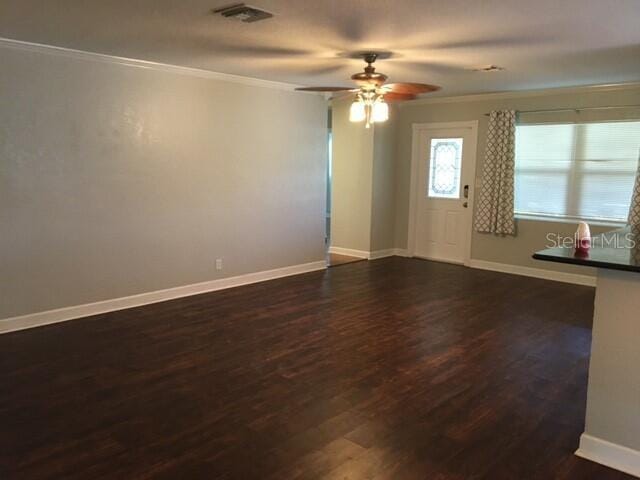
[514,121,640,223]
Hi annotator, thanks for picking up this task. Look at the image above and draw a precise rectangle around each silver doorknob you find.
[463,201,468,208]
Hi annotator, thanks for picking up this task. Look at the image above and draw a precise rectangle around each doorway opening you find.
[325,108,332,248]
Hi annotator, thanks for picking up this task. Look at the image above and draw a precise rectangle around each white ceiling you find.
[0,0,639,96]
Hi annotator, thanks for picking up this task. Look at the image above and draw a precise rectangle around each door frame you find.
[407,121,479,266]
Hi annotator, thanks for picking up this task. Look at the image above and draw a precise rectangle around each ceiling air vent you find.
[213,4,274,23]
[470,65,505,73]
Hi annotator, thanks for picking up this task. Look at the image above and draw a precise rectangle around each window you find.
[428,138,463,199]
[514,121,640,223]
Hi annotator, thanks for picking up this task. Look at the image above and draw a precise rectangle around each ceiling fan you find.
[296,52,440,128]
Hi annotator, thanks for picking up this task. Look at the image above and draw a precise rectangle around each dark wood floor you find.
[0,258,633,479]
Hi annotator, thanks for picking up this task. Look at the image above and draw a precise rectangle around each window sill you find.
[514,213,626,228]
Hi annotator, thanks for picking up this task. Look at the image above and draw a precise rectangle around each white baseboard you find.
[328,246,370,259]
[414,254,465,265]
[367,248,410,259]
[468,259,596,286]
[576,434,640,478]
[369,249,396,260]
[328,247,410,260]
[0,261,327,335]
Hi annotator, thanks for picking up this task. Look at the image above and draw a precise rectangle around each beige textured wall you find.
[0,45,328,319]
[395,85,640,275]
[330,97,374,252]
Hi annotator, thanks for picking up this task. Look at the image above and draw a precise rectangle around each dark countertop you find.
[533,227,640,273]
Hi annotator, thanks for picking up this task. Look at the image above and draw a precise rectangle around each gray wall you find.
[370,112,397,252]
[395,85,640,275]
[330,97,374,252]
[0,45,328,319]
[329,97,398,254]
[584,269,640,453]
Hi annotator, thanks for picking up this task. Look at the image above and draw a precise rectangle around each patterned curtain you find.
[474,110,517,236]
[628,154,640,226]
[629,155,640,265]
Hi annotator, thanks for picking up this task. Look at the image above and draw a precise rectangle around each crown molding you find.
[399,82,640,107]
[4,36,637,102]
[0,36,311,93]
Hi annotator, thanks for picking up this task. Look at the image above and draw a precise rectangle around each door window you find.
[427,138,463,199]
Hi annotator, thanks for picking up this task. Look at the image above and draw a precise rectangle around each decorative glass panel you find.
[428,138,463,198]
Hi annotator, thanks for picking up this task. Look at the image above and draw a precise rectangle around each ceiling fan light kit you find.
[296,52,440,128]
[349,91,389,128]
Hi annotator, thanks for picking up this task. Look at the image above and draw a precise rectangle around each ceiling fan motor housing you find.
[351,71,388,88]
[294,50,440,99]
[351,53,388,88]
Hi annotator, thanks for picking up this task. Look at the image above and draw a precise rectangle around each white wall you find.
[0,43,328,320]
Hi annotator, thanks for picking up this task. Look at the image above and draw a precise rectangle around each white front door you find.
[411,124,477,264]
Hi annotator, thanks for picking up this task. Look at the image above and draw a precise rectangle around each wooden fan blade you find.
[382,92,417,102]
[383,83,441,95]
[330,90,357,100]
[295,87,353,92]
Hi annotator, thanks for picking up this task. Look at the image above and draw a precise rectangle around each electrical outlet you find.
[215,258,223,271]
